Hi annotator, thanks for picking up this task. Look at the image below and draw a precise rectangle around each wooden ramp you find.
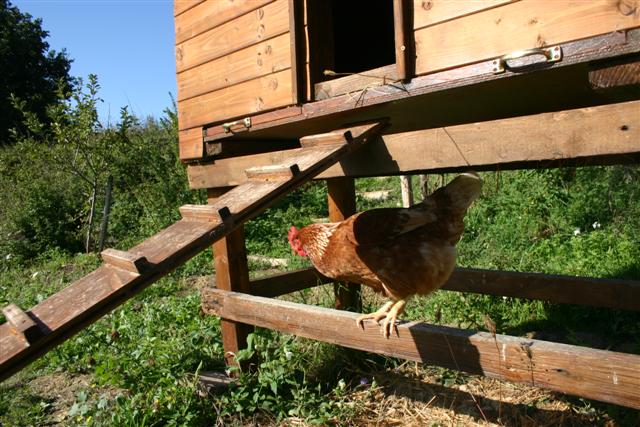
[0,122,386,382]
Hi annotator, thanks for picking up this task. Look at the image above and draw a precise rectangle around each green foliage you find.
[0,75,201,265]
[217,331,364,425]
[0,0,73,144]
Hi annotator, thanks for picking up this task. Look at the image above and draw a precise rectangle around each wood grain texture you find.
[245,164,299,181]
[174,0,204,17]
[178,69,294,131]
[187,100,640,188]
[413,0,516,30]
[446,268,640,311]
[100,249,149,274]
[394,0,411,80]
[314,64,399,101]
[175,0,290,73]
[177,33,291,102]
[0,122,384,381]
[202,30,637,143]
[590,60,640,89]
[212,222,253,370]
[1,304,41,344]
[201,289,640,409]
[247,266,640,311]
[179,128,203,161]
[415,0,640,76]
[175,0,273,44]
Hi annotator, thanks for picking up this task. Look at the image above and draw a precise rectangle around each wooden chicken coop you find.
[1,0,639,412]
[175,0,640,408]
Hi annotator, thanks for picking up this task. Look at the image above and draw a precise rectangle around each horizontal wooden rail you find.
[249,267,640,311]
[188,100,640,189]
[201,289,640,409]
[251,268,331,297]
[445,268,640,311]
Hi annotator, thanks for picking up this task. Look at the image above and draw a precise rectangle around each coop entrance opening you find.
[307,0,397,96]
[329,0,395,74]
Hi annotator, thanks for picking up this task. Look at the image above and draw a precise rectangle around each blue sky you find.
[13,0,177,124]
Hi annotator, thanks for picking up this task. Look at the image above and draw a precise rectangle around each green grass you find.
[1,167,639,425]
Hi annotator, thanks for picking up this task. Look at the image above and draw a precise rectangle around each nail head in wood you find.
[101,248,150,274]
[2,304,41,344]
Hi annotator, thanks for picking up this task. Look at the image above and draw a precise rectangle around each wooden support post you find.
[400,175,413,207]
[208,188,254,373]
[327,177,361,312]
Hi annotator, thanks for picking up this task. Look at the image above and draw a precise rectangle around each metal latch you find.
[222,117,252,133]
[493,46,562,74]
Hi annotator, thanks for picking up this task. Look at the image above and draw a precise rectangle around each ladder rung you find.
[2,304,42,344]
[180,204,220,222]
[101,249,150,274]
[245,164,300,181]
[300,130,353,147]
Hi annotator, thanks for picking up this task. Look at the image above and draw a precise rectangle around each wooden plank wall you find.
[174,0,296,160]
[412,0,640,76]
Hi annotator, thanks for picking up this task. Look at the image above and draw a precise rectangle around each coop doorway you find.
[306,0,399,100]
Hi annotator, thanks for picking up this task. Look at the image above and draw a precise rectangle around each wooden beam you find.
[250,268,331,298]
[246,267,640,311]
[393,0,413,81]
[288,0,306,104]
[188,100,640,188]
[212,224,254,371]
[412,0,516,31]
[201,289,640,409]
[314,64,398,101]
[446,268,640,311]
[327,177,360,311]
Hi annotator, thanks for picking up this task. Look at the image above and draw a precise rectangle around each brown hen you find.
[288,172,482,337]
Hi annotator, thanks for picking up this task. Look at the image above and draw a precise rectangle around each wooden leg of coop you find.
[327,177,361,312]
[208,188,254,373]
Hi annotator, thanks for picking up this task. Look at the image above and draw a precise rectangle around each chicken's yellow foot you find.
[356,300,407,338]
[355,301,393,330]
[381,299,407,339]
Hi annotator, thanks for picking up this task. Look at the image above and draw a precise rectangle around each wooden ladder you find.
[0,122,386,381]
